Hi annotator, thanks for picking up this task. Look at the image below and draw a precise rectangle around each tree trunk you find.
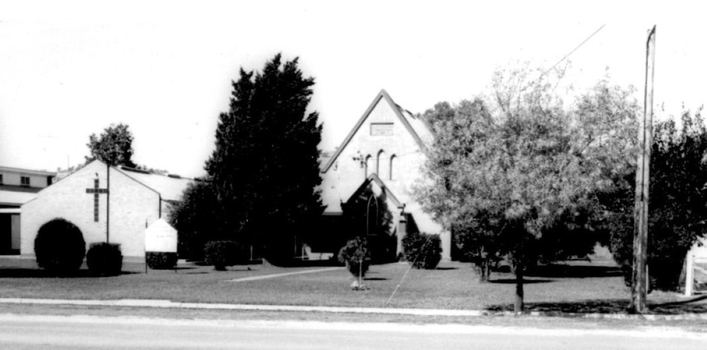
[484,257,491,282]
[477,258,491,283]
[514,262,524,313]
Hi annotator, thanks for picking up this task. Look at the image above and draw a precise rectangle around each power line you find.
[537,24,606,80]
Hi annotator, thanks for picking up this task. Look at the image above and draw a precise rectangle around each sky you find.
[1,1,705,178]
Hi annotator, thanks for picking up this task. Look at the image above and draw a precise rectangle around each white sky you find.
[1,1,705,178]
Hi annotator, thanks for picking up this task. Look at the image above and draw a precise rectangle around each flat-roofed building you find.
[0,165,56,254]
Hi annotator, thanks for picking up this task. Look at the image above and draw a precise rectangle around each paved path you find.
[1,314,706,350]
[3,298,707,320]
[225,267,344,282]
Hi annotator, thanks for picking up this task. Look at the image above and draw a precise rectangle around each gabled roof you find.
[321,89,432,173]
[347,172,404,209]
[21,160,193,207]
[116,166,192,202]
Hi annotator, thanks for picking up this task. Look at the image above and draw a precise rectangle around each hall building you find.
[319,89,451,260]
[0,165,56,255]
[20,160,191,260]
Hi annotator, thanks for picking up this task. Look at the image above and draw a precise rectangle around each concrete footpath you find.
[2,298,707,321]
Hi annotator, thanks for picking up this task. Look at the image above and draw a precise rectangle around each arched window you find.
[376,150,385,176]
[364,155,372,177]
[389,154,396,180]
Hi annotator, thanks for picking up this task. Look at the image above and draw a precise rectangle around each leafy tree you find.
[86,123,136,167]
[417,64,638,312]
[338,236,371,278]
[606,107,707,291]
[202,53,324,262]
[168,179,219,260]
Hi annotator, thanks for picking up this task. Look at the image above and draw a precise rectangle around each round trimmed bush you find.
[204,240,238,270]
[34,218,86,273]
[146,252,178,269]
[338,236,371,277]
[86,242,123,276]
[402,231,442,269]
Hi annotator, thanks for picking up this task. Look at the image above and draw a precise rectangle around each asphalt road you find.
[1,314,705,350]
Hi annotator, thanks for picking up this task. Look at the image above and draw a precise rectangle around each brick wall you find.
[321,96,451,259]
[21,161,161,258]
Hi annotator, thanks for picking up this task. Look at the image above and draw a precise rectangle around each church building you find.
[21,160,191,260]
[320,90,451,260]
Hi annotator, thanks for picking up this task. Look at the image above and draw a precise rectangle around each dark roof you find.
[346,172,403,209]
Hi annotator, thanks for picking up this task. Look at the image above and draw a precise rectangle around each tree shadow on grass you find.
[176,271,209,275]
[364,277,388,281]
[651,295,707,314]
[490,278,553,284]
[435,267,459,271]
[0,268,140,278]
[486,296,707,314]
[526,264,623,279]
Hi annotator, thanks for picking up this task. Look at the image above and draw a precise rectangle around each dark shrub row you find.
[402,231,442,270]
[204,240,239,270]
[146,252,178,269]
[87,242,123,276]
[34,218,86,273]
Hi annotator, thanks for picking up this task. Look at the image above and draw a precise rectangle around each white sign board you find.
[145,219,178,253]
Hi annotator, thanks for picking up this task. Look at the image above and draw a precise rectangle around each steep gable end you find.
[322,89,429,173]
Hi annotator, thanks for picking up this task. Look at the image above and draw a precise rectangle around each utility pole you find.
[106,163,111,243]
[631,25,656,314]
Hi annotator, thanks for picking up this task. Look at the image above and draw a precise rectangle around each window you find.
[0,174,3,185]
[47,176,54,186]
[389,154,396,180]
[376,150,385,175]
[364,155,372,177]
[370,123,394,136]
[21,176,30,187]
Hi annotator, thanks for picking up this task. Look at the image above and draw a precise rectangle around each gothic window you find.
[376,150,385,176]
[365,155,372,177]
[389,154,396,180]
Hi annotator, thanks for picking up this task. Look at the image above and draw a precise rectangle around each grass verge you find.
[1,257,705,315]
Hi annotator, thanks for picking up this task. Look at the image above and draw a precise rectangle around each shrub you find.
[402,231,442,269]
[34,218,86,273]
[338,236,371,277]
[146,252,178,269]
[86,242,123,276]
[204,240,238,270]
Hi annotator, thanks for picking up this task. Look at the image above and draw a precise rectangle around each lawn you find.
[0,256,704,314]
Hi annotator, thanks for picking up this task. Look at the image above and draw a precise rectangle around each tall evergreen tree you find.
[204,53,324,260]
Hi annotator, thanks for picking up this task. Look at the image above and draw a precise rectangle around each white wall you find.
[320,95,450,259]
[21,161,161,258]
[0,171,51,188]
